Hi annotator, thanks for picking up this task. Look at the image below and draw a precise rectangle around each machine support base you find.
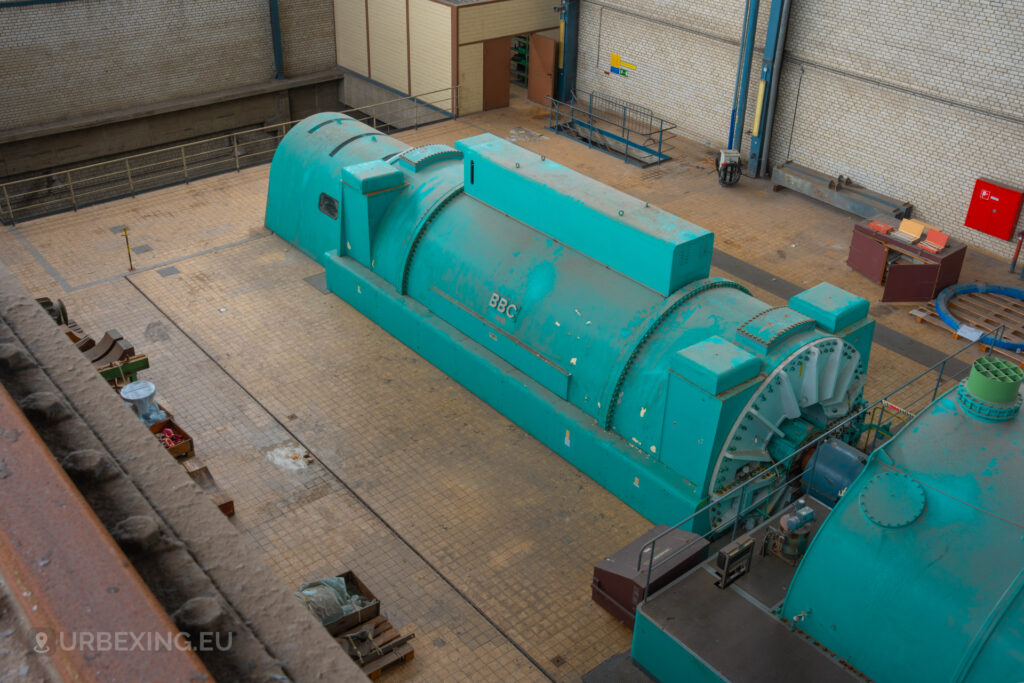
[323,252,706,526]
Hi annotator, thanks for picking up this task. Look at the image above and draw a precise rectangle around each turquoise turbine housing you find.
[265,112,875,525]
[781,364,1024,682]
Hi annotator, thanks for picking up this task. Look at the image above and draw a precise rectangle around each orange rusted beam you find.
[0,384,209,681]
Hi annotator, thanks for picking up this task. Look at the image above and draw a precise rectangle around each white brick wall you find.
[577,0,1024,257]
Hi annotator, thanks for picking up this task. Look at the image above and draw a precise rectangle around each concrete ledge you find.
[0,260,365,681]
[0,68,346,145]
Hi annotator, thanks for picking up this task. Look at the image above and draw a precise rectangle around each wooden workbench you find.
[847,222,966,302]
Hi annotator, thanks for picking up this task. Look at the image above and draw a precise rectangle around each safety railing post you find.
[731,481,748,541]
[181,147,189,184]
[932,360,946,401]
[66,172,78,211]
[2,184,14,226]
[125,159,136,197]
[992,325,1005,356]
[232,134,240,171]
[643,538,656,601]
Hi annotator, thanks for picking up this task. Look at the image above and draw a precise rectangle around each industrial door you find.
[482,37,511,110]
[527,34,556,106]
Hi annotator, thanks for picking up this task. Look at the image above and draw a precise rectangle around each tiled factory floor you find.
[2,90,1017,681]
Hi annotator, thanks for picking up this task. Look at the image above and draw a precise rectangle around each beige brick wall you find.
[1,0,337,134]
[577,0,1024,256]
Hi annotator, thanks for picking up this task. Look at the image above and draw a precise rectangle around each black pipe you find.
[268,0,285,79]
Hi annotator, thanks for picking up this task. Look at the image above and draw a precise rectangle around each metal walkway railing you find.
[546,90,676,167]
[0,86,458,226]
[635,327,1007,602]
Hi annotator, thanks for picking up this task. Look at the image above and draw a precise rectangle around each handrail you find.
[1,86,459,225]
[636,326,1006,601]
[545,91,676,166]
[546,95,677,139]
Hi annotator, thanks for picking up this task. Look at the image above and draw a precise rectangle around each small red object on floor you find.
[965,179,1023,241]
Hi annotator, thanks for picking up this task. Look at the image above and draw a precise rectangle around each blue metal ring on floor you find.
[934,283,1024,352]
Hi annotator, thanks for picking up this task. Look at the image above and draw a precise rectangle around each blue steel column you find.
[748,0,792,176]
[727,0,761,153]
[557,0,580,102]
[268,0,285,79]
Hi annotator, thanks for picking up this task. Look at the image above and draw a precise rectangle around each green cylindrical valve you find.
[966,357,1024,405]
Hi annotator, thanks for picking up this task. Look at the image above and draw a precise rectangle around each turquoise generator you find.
[264,112,875,526]
[630,357,1024,682]
[778,357,1024,681]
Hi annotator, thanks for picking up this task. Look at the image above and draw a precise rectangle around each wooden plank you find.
[967,294,1024,335]
[909,300,1024,368]
[344,627,401,662]
[363,639,415,679]
[336,614,415,676]
[947,299,1024,342]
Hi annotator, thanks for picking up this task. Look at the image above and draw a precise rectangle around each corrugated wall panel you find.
[458,0,557,44]
[458,43,483,114]
[368,0,409,93]
[334,0,369,76]
[409,0,452,110]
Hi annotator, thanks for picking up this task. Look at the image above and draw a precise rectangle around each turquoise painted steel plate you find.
[858,471,926,528]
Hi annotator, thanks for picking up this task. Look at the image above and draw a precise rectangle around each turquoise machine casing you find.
[265,113,875,525]
[781,378,1024,682]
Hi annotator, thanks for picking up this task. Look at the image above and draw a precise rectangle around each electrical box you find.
[965,179,1023,241]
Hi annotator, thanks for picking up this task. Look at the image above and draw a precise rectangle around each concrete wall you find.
[1,0,334,132]
[279,0,338,76]
[0,0,338,178]
[576,0,1024,256]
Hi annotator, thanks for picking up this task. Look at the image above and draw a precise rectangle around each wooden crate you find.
[324,571,380,635]
[149,418,194,459]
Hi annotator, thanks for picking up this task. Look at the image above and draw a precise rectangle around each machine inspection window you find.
[318,193,338,220]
